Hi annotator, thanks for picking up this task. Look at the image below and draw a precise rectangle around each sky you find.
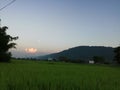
[0,0,120,57]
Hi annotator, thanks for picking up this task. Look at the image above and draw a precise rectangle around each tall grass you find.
[0,60,120,90]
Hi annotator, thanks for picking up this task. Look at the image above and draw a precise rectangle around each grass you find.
[0,60,120,90]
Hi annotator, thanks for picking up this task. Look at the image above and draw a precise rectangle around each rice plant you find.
[0,60,120,90]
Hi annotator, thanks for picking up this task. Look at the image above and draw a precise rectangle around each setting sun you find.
[25,48,37,53]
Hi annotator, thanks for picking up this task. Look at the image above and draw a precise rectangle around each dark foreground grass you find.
[0,60,120,90]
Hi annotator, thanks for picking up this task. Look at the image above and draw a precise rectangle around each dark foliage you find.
[93,56,105,64]
[58,56,70,62]
[114,46,120,64]
[69,59,86,63]
[0,26,18,62]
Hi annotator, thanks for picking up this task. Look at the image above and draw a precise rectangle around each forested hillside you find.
[38,46,114,62]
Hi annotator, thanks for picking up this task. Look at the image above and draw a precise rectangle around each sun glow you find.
[25,48,37,53]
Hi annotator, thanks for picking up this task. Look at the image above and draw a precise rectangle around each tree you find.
[58,56,69,62]
[114,46,120,64]
[93,56,105,64]
[0,26,18,62]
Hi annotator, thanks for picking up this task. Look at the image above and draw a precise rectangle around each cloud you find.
[25,48,37,53]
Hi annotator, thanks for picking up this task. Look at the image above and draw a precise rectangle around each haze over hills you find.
[38,46,114,62]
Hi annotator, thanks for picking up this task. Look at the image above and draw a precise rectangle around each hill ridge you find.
[38,46,114,62]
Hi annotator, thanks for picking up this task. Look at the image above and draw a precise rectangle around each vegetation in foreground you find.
[0,60,120,90]
[0,26,18,62]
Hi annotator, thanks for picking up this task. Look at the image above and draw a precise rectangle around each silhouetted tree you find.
[93,56,105,64]
[114,46,120,64]
[0,26,18,62]
[58,56,69,62]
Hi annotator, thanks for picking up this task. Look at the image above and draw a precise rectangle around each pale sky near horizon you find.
[0,0,120,57]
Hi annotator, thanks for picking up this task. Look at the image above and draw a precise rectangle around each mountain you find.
[38,46,114,62]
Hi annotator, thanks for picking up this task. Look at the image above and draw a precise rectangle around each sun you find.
[25,48,37,53]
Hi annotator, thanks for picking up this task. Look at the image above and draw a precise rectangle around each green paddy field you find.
[0,60,120,90]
